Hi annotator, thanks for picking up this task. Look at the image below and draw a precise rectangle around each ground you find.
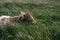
[0,1,60,40]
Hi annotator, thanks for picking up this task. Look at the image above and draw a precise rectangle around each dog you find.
[0,12,36,26]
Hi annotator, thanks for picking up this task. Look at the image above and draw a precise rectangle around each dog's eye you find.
[23,15,26,17]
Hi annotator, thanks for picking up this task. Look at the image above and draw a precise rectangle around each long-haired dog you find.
[0,12,36,26]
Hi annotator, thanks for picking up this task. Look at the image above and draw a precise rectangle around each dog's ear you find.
[26,13,36,24]
[20,11,26,16]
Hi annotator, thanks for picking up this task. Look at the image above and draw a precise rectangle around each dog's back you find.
[0,16,10,25]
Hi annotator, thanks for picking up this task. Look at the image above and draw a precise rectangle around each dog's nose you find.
[31,21,36,25]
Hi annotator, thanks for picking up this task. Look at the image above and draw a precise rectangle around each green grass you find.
[0,2,60,40]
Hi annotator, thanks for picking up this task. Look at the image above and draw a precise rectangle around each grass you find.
[0,2,60,40]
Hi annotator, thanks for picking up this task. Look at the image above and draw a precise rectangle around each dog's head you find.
[18,12,36,24]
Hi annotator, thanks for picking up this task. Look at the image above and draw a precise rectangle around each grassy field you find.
[0,2,60,40]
